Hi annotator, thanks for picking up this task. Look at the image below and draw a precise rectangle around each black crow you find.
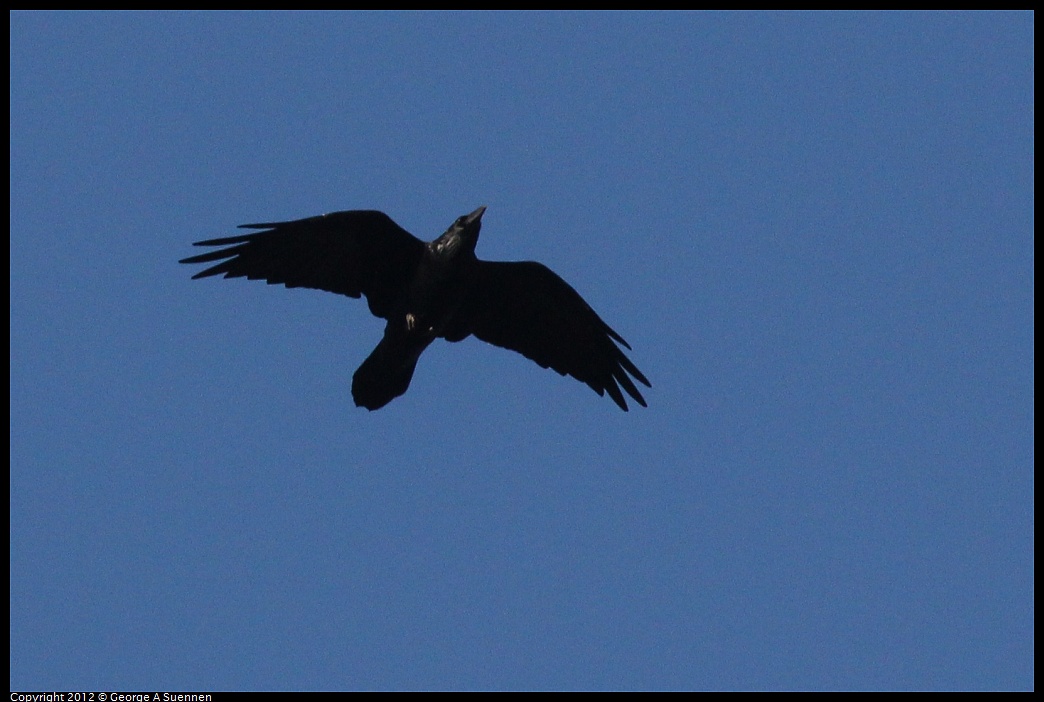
[180,206,649,411]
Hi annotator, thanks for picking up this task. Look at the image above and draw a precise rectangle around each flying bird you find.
[180,206,650,411]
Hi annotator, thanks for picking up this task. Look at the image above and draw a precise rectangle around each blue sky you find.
[10,11,1033,691]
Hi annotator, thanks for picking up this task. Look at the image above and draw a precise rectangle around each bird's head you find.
[429,205,486,262]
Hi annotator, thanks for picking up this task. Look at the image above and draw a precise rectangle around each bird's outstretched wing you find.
[451,260,650,410]
[179,210,425,319]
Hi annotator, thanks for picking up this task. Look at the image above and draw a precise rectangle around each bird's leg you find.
[405,312,435,334]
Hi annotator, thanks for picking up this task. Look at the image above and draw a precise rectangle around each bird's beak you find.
[466,205,487,225]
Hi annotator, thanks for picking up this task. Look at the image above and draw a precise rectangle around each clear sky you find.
[10,11,1033,691]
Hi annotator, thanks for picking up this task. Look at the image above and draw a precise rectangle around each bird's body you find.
[180,206,649,411]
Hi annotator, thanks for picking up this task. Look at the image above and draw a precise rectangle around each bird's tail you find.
[351,329,432,411]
